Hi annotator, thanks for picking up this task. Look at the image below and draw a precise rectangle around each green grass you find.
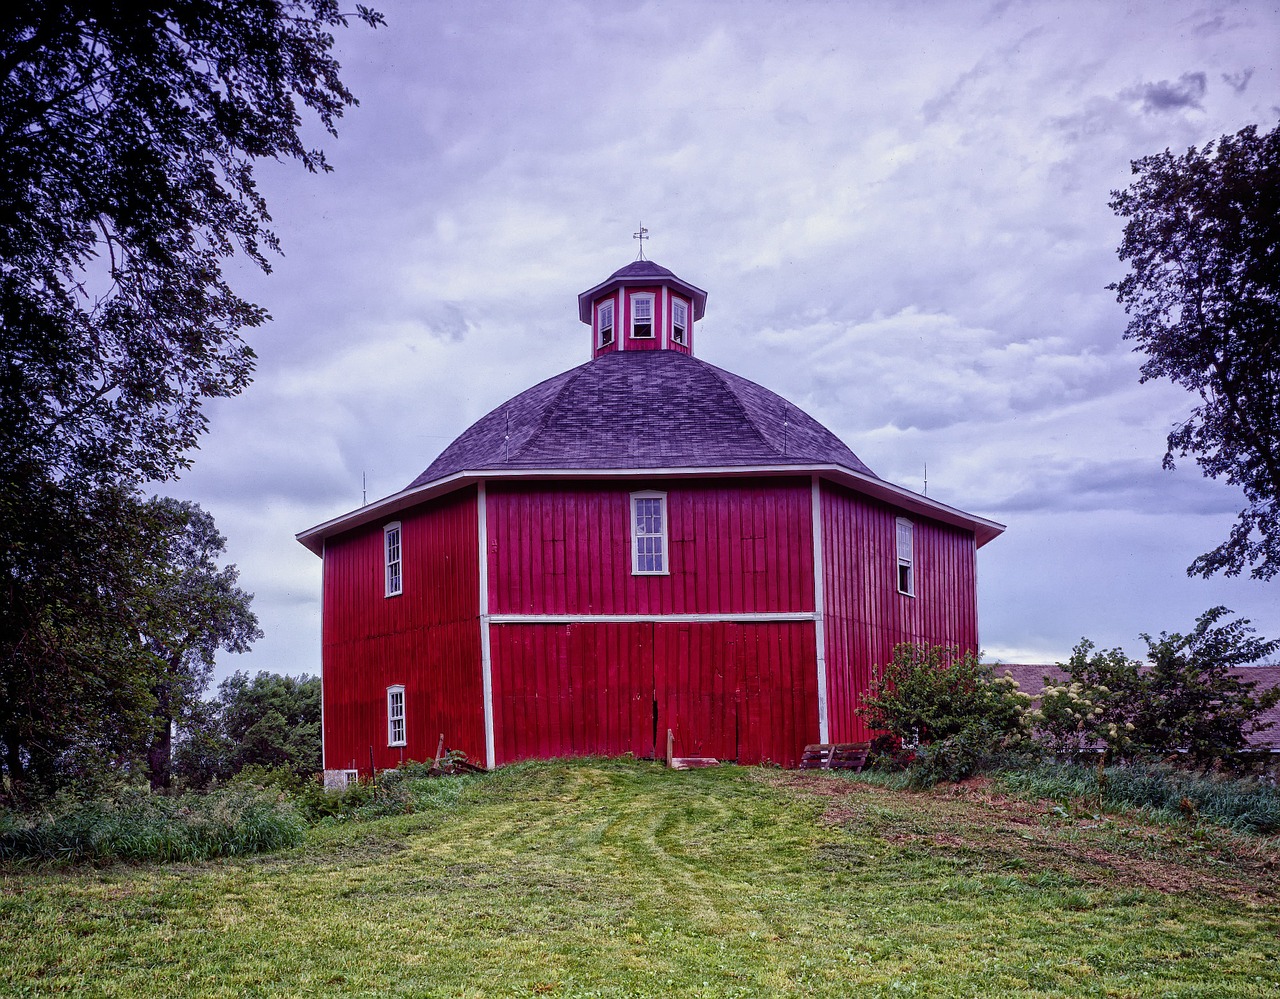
[2,758,1278,997]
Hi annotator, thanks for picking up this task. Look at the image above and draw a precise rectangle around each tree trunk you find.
[147,680,172,791]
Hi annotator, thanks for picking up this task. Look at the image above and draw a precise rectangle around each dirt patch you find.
[763,768,1280,906]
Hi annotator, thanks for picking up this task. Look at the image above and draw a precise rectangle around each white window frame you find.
[896,517,915,596]
[672,298,688,344]
[597,299,614,347]
[630,490,669,575]
[631,293,654,339]
[387,684,406,747]
[384,522,403,597]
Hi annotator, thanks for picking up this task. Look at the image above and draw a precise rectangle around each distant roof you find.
[996,663,1280,750]
[410,350,874,488]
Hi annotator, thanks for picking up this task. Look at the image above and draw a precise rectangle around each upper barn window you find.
[896,517,914,596]
[384,522,402,597]
[597,299,614,347]
[631,294,654,338]
[630,491,668,575]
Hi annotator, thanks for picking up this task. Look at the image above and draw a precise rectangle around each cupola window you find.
[631,294,654,338]
[672,299,688,345]
[597,300,614,347]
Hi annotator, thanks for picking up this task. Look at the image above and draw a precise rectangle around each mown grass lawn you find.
[2,758,1278,998]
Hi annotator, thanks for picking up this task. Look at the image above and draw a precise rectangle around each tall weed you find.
[996,759,1280,834]
[0,783,305,865]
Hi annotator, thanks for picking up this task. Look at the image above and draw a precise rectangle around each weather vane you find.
[633,223,649,260]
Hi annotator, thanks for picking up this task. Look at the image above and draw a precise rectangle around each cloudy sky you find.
[167,0,1280,684]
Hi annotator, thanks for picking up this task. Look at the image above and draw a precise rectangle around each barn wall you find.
[820,481,979,744]
[322,487,484,773]
[486,478,815,616]
[489,620,817,767]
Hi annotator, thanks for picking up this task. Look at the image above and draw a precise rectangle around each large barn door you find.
[489,622,655,764]
[653,623,740,762]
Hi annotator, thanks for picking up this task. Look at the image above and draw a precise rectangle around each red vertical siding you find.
[820,481,979,743]
[490,620,818,767]
[487,479,814,616]
[322,487,484,773]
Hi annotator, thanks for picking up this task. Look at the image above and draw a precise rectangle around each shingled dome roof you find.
[409,350,875,489]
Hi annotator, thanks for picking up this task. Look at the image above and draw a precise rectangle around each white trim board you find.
[487,612,817,625]
[811,476,829,743]
[477,482,495,770]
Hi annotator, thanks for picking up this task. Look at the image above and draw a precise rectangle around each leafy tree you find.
[1045,608,1280,765]
[1109,122,1280,579]
[0,3,378,798]
[0,483,160,797]
[1,1,383,489]
[173,671,320,787]
[0,491,258,799]
[141,498,260,791]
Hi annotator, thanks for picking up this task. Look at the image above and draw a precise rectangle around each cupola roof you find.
[576,258,707,324]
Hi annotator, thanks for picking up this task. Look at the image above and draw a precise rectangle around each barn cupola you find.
[577,260,708,359]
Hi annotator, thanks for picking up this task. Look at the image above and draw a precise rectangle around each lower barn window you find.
[387,685,406,747]
[631,491,668,574]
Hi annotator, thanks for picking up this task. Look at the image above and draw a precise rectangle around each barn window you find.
[631,490,668,575]
[631,294,654,338]
[387,685,406,746]
[384,522,402,597]
[672,299,687,344]
[597,300,614,346]
[896,517,914,596]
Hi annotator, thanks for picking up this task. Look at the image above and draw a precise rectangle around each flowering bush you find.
[1029,609,1278,766]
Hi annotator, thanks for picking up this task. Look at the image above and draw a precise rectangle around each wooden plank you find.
[670,757,719,770]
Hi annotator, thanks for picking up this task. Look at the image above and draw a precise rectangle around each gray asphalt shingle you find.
[409,349,874,489]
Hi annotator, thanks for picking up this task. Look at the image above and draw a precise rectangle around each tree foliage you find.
[1041,608,1280,765]
[0,3,377,799]
[1110,121,1280,579]
[173,671,320,788]
[0,493,259,799]
[0,1,382,488]
[141,498,260,790]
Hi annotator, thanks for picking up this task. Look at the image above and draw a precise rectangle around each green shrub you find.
[859,644,1031,785]
[0,784,305,865]
[294,762,473,824]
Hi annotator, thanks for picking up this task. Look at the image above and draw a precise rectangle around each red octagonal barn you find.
[297,259,1004,777]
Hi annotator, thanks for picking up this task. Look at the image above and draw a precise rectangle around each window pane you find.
[896,520,912,560]
[632,495,666,573]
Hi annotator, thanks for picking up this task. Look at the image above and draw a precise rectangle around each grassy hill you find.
[2,759,1278,997]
